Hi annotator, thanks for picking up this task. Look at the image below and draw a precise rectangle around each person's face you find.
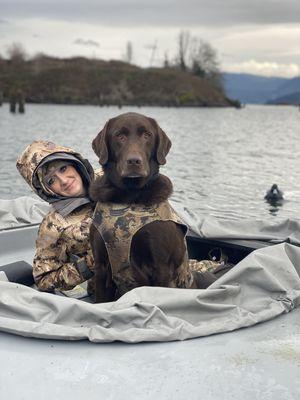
[46,165,85,197]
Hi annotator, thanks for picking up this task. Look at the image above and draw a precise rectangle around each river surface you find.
[0,103,299,221]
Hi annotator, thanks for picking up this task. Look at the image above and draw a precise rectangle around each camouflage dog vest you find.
[92,201,193,295]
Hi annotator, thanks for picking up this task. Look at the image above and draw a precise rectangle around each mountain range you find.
[223,73,300,105]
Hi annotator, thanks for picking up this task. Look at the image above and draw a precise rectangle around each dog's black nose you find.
[127,156,142,165]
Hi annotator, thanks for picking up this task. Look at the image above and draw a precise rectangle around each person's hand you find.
[70,253,94,280]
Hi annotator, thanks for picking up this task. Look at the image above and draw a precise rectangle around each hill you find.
[0,56,238,107]
[223,72,288,104]
[267,91,300,105]
[275,76,300,98]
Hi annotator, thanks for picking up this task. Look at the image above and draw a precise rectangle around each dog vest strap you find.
[92,201,191,295]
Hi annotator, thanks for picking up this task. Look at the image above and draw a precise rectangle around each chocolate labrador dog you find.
[89,112,195,303]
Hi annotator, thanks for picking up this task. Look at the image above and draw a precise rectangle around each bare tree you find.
[124,41,133,64]
[190,40,218,75]
[163,51,170,68]
[188,37,223,91]
[176,30,190,71]
[7,42,27,63]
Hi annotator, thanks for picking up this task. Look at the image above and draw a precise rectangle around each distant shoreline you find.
[0,56,241,108]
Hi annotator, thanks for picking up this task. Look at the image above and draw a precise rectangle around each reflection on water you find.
[0,103,299,221]
[265,196,286,216]
[266,200,285,217]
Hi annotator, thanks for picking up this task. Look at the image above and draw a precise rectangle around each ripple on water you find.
[0,103,299,221]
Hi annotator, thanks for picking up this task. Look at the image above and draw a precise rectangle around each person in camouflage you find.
[16,140,97,292]
[16,140,229,297]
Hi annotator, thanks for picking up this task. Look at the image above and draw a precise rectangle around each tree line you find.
[124,30,224,92]
[3,30,223,87]
[0,32,236,109]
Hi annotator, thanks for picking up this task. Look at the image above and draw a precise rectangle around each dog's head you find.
[92,112,171,189]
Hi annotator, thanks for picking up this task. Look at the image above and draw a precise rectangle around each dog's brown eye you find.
[143,131,152,138]
[115,132,127,142]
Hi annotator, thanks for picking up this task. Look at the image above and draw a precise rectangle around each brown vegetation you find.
[0,54,240,107]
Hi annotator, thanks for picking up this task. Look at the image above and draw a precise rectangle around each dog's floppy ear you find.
[92,121,110,165]
[148,117,172,165]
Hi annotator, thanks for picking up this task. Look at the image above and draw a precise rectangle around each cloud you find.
[0,2,299,78]
[223,60,300,78]
[213,24,300,66]
[74,38,100,48]
[1,0,300,28]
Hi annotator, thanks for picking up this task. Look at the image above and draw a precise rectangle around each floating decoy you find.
[264,184,284,202]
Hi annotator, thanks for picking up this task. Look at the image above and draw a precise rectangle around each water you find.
[0,103,299,221]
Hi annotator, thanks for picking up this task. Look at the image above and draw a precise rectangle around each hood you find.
[16,140,94,204]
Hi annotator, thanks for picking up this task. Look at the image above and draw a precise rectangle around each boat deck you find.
[1,224,300,399]
[1,307,299,400]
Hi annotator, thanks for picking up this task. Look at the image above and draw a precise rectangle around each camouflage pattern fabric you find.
[189,259,223,273]
[34,204,95,291]
[93,201,194,295]
[16,140,97,292]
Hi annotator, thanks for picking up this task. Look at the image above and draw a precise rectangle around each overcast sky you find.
[1,0,299,78]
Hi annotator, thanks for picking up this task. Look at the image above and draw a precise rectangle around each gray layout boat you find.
[0,201,300,400]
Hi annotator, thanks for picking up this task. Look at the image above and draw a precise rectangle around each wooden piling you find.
[9,92,17,113]
[9,89,25,113]
[18,92,25,113]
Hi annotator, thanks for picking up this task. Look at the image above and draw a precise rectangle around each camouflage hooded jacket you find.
[16,140,99,292]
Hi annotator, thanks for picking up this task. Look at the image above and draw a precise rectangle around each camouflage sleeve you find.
[94,167,104,178]
[33,213,86,291]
